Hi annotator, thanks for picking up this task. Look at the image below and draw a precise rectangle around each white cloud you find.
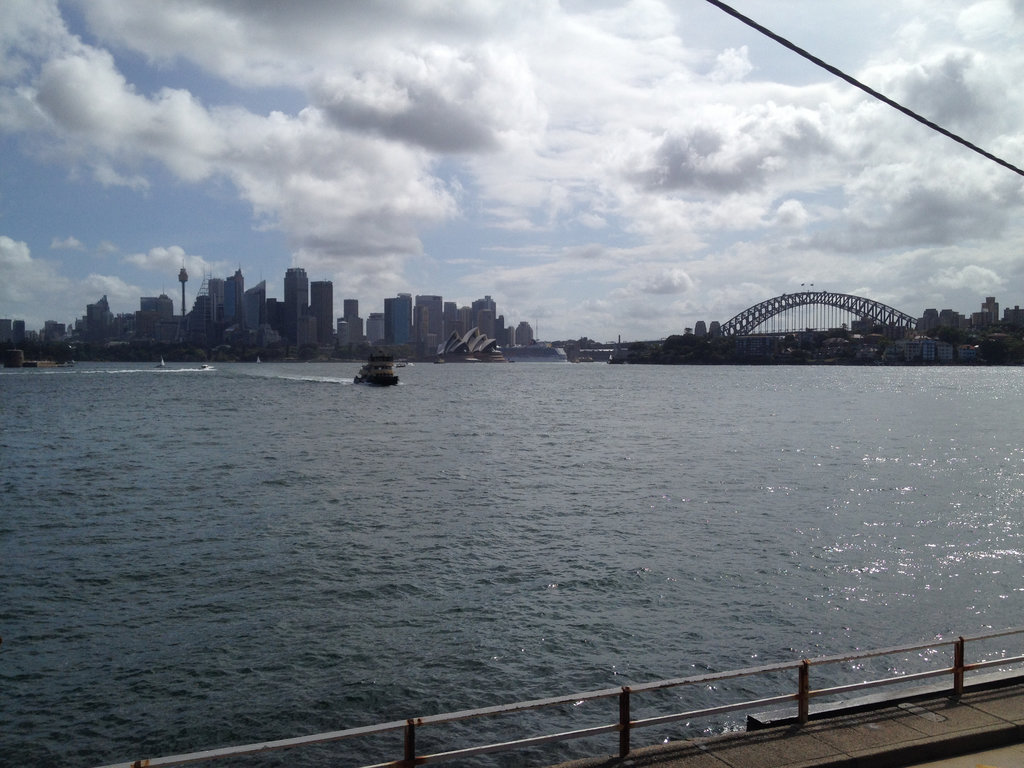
[0,235,149,329]
[50,235,85,250]
[772,199,810,229]
[123,245,226,279]
[711,46,752,83]
[3,0,1024,338]
[0,235,33,269]
[929,264,1004,293]
[957,0,1020,42]
[81,273,143,310]
[0,236,75,327]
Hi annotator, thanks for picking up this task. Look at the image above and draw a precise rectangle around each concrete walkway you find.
[552,680,1024,768]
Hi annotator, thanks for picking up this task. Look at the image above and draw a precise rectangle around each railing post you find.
[953,637,965,697]
[404,719,416,767]
[619,687,631,757]
[798,660,810,724]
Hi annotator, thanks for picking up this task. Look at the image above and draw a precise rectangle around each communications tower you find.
[178,266,188,316]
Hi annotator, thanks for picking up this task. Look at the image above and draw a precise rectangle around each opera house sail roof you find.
[437,327,506,361]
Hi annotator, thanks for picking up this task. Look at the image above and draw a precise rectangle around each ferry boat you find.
[354,351,399,386]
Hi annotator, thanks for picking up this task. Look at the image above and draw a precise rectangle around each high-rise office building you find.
[297,314,317,347]
[472,295,496,328]
[938,309,964,328]
[156,294,174,318]
[86,295,113,342]
[366,312,384,344]
[207,278,225,323]
[310,280,334,345]
[384,293,412,344]
[514,321,534,346]
[283,267,309,344]
[457,306,473,335]
[343,299,363,343]
[136,296,169,339]
[415,295,443,346]
[443,301,458,338]
[413,303,431,351]
[919,309,939,331]
[244,281,267,328]
[186,289,214,344]
[476,308,495,340]
[981,296,999,324]
[265,296,282,333]
[43,321,66,341]
[225,268,245,328]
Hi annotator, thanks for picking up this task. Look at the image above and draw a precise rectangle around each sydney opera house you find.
[436,327,506,362]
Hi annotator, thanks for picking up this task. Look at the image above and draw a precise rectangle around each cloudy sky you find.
[2,0,1023,341]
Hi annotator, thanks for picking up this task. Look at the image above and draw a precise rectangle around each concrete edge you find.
[803,722,1024,768]
[747,671,1024,730]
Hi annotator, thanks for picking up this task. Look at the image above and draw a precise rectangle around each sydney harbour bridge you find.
[718,291,917,336]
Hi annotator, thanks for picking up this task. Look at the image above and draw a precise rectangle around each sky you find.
[2,0,1024,342]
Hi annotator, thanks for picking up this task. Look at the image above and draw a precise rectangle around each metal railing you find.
[97,626,1024,768]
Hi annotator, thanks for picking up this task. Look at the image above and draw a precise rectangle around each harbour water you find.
[2,362,1023,766]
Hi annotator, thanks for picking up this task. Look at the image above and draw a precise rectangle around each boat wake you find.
[244,370,353,385]
[74,367,215,375]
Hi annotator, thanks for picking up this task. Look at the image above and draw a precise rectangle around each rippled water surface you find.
[2,362,1023,766]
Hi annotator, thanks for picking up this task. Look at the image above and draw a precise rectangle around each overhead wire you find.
[703,0,1024,179]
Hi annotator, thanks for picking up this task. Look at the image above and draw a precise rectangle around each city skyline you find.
[3,2,1024,339]
[1,263,533,351]
[4,258,1021,348]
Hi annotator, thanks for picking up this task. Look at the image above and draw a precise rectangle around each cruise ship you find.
[503,344,568,362]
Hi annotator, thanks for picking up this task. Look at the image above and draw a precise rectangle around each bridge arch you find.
[720,291,917,336]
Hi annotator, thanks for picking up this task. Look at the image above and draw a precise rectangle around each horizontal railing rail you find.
[96,626,1024,768]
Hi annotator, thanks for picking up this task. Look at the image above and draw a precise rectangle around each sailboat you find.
[156,357,166,368]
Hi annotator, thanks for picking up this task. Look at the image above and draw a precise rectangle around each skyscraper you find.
[457,306,473,336]
[156,294,174,318]
[366,312,384,344]
[413,303,430,351]
[244,280,267,329]
[443,301,458,338]
[310,280,333,345]
[283,267,309,345]
[514,321,534,345]
[415,295,443,348]
[476,308,495,339]
[343,299,363,343]
[86,295,113,342]
[265,297,282,332]
[207,278,225,323]
[225,268,245,328]
[384,293,412,344]
[472,295,497,335]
